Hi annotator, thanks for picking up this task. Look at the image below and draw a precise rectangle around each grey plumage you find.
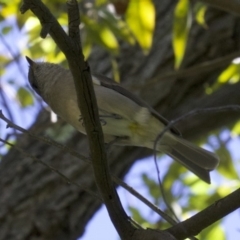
[26,57,219,183]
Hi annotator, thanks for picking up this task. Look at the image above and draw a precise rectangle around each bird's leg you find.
[79,113,121,127]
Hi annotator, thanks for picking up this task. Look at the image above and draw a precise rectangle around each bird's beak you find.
[25,56,35,67]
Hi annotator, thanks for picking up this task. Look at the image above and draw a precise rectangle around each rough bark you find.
[1,1,240,239]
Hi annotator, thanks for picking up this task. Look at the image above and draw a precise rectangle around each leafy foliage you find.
[16,86,34,107]
[173,0,191,68]
[0,0,240,239]
[125,0,155,53]
[194,2,208,28]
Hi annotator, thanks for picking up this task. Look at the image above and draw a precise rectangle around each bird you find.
[26,56,219,183]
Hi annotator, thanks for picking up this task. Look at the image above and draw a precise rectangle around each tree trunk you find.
[1,1,240,239]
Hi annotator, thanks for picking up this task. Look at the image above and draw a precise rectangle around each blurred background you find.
[0,0,240,239]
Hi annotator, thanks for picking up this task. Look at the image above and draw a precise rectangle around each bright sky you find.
[81,150,240,240]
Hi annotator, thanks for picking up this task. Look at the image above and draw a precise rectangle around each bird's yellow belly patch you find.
[128,122,144,135]
[127,122,150,145]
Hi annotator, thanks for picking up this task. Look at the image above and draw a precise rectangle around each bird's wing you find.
[92,73,181,136]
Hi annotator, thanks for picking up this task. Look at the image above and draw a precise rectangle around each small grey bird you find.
[26,56,219,183]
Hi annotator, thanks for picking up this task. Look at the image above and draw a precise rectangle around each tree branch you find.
[166,188,240,239]
[20,0,137,238]
[155,105,240,148]
[18,1,240,239]
[142,51,240,88]
[0,138,100,199]
[0,110,177,225]
[199,0,240,15]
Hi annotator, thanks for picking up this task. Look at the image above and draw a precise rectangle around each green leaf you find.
[183,174,209,194]
[95,0,107,7]
[194,2,208,28]
[82,37,92,60]
[207,224,225,240]
[0,55,11,76]
[125,0,155,53]
[199,222,225,240]
[142,173,161,201]
[40,37,56,53]
[16,2,32,30]
[111,57,120,83]
[82,16,119,54]
[232,120,240,136]
[17,87,34,107]
[1,26,12,35]
[100,10,135,45]
[218,63,240,84]
[205,62,240,94]
[163,161,185,190]
[128,206,149,226]
[215,144,239,180]
[217,183,240,198]
[1,2,18,18]
[188,193,210,210]
[173,0,192,69]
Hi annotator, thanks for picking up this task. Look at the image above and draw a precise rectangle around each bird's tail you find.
[158,135,219,183]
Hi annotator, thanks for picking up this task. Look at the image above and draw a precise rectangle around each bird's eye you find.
[31,82,40,95]
[31,82,38,90]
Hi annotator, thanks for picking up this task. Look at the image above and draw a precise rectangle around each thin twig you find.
[153,106,240,198]
[131,51,240,90]
[152,105,240,238]
[0,34,28,80]
[0,138,100,199]
[0,84,17,135]
[199,0,240,16]
[21,0,136,237]
[154,105,240,147]
[113,176,178,226]
[0,110,176,225]
[166,187,240,239]
[0,110,90,163]
[153,153,180,222]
